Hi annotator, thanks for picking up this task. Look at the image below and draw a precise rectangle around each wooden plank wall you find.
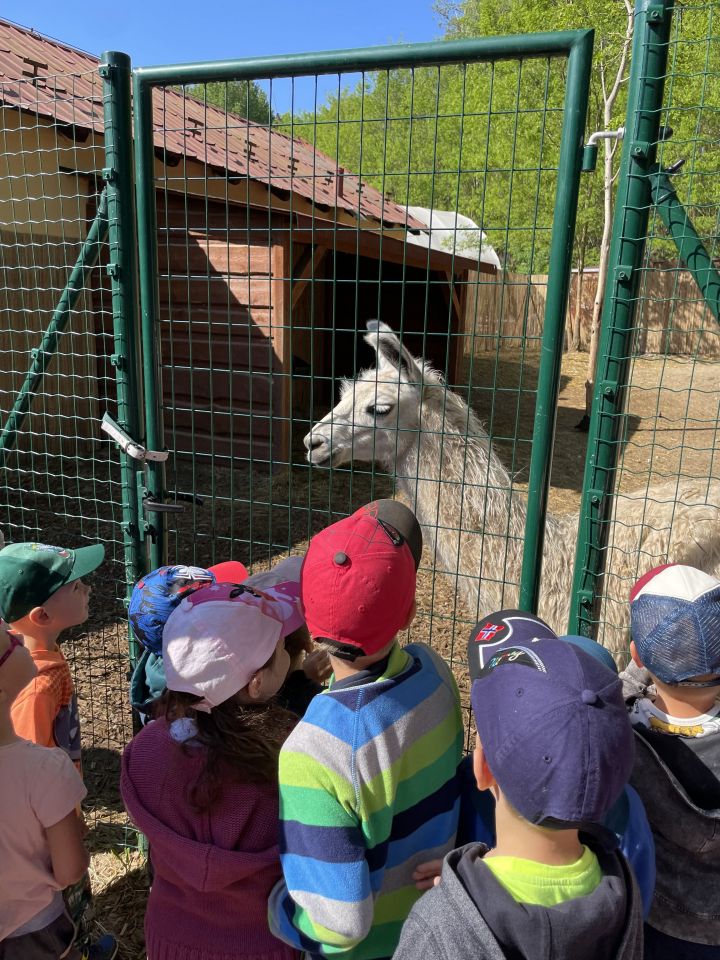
[462,268,720,356]
[156,195,290,465]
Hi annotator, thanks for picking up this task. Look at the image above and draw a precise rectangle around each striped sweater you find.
[268,642,463,960]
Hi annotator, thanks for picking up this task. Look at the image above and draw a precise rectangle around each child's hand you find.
[302,649,332,684]
[412,859,443,890]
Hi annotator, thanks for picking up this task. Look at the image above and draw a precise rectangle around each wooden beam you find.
[290,222,495,275]
[446,270,463,320]
[291,245,328,310]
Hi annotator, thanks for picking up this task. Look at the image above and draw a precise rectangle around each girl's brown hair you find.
[160,645,296,811]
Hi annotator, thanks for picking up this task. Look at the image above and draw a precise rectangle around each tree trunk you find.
[570,227,588,351]
[581,4,634,426]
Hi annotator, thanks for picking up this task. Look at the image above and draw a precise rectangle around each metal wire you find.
[0,65,135,845]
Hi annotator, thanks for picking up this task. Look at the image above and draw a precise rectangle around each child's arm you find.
[268,739,372,956]
[45,810,90,888]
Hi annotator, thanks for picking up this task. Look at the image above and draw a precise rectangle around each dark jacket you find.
[622,663,720,944]
[392,842,643,960]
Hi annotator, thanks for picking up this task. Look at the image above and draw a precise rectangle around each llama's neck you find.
[391,388,528,557]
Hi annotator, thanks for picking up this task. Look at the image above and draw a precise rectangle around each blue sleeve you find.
[605,785,656,919]
[455,754,496,848]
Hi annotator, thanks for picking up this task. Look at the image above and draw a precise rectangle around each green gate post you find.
[101,51,147,654]
[518,30,594,613]
[133,72,166,573]
[568,0,676,636]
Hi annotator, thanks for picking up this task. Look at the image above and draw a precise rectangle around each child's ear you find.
[27,606,50,627]
[473,739,496,792]
[244,672,264,702]
[629,640,643,668]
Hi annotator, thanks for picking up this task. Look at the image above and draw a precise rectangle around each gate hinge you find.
[102,166,116,183]
[106,262,120,279]
[101,412,168,463]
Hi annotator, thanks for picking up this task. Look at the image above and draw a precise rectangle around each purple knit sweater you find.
[121,720,298,960]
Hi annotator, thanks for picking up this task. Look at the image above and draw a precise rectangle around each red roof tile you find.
[0,19,422,229]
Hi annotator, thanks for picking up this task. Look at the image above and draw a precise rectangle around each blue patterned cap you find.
[129,565,215,654]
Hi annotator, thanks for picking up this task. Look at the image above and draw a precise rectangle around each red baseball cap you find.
[300,500,421,658]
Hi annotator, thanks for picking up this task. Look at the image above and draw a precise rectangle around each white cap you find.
[162,582,286,711]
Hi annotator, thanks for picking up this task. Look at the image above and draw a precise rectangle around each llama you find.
[304,321,720,655]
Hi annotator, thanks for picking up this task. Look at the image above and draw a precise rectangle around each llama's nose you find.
[304,433,325,452]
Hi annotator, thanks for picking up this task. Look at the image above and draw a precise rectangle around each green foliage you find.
[282,0,719,273]
[186,80,273,125]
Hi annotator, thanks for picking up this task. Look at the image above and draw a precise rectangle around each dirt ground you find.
[12,347,718,959]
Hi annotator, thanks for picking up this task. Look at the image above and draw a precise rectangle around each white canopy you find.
[402,205,501,270]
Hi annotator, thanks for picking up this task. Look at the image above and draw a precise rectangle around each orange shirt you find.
[11,648,82,772]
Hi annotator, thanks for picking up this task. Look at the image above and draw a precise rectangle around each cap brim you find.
[68,544,105,582]
[209,560,249,583]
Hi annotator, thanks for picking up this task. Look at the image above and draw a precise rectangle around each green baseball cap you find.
[0,541,105,623]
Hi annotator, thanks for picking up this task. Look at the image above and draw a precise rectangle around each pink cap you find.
[300,503,418,656]
[163,582,290,710]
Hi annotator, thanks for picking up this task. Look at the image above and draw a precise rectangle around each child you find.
[0,618,111,958]
[268,500,464,960]
[449,611,656,918]
[622,563,720,959]
[394,628,643,959]
[121,580,307,960]
[128,557,328,721]
[0,540,116,958]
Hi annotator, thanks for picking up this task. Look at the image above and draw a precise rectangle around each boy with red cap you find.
[268,500,463,960]
[394,623,643,960]
[622,564,720,959]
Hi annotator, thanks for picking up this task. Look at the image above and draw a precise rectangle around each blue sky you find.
[4,0,447,111]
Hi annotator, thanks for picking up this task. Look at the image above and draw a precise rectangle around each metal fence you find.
[570,0,720,652]
[0,62,136,850]
[0,0,718,892]
[129,32,592,706]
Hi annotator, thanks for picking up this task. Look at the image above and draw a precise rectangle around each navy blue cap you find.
[469,625,634,832]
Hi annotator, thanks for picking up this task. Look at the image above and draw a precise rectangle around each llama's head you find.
[304,321,440,469]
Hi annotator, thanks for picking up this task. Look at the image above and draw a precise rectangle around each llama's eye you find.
[366,404,393,417]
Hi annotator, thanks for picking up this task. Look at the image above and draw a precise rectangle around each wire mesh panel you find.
[0,49,137,865]
[571,0,720,655]
[133,34,591,714]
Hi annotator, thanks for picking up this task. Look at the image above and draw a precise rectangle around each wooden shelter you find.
[0,20,498,465]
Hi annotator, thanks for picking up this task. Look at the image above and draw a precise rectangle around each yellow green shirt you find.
[484,845,602,906]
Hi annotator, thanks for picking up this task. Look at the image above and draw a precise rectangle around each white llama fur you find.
[304,321,720,655]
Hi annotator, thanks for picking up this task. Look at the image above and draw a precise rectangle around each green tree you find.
[186,80,273,125]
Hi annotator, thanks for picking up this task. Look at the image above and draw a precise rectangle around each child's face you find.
[42,578,91,630]
[256,635,291,701]
[0,626,37,702]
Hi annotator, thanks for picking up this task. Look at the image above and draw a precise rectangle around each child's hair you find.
[163,686,295,810]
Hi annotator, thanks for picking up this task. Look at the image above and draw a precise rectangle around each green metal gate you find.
[125,31,593,672]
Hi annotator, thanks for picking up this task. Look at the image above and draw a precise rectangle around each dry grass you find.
[11,347,718,959]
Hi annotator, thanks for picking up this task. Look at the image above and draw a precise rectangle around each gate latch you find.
[582,126,625,172]
[101,412,169,463]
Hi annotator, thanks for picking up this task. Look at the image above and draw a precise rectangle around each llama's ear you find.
[364,321,423,385]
